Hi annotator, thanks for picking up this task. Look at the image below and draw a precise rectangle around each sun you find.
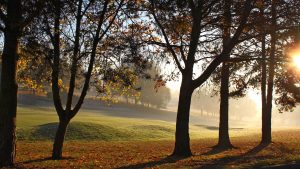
[288,46,300,70]
[292,55,300,69]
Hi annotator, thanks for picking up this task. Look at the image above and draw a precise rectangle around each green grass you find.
[16,105,257,141]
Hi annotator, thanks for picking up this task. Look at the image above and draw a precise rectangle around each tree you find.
[145,0,255,156]
[261,0,276,145]
[42,0,125,159]
[215,0,234,150]
[259,0,268,145]
[0,0,43,166]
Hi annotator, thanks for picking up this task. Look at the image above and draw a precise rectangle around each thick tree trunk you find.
[216,61,233,149]
[172,76,193,157]
[0,0,21,164]
[52,118,70,159]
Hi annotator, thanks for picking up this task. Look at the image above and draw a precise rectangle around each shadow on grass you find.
[118,143,271,169]
[197,143,271,169]
[244,143,269,156]
[201,147,231,155]
[20,156,75,164]
[117,155,188,169]
[253,161,300,169]
[202,144,238,155]
[195,125,244,131]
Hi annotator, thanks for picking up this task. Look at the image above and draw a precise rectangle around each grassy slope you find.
[17,105,255,141]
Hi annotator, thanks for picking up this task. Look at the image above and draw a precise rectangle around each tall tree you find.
[215,0,234,149]
[262,0,276,144]
[0,0,22,166]
[259,0,268,145]
[146,0,254,156]
[0,0,43,166]
[44,0,125,159]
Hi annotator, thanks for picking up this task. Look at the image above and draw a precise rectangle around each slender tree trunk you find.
[215,0,233,149]
[262,0,276,145]
[0,0,21,166]
[52,117,70,159]
[216,61,233,149]
[172,76,193,156]
[261,32,268,144]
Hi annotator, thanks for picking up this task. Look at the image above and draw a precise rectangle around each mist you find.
[166,88,300,128]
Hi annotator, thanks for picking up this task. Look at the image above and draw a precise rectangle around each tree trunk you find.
[261,31,268,145]
[52,118,70,159]
[259,0,269,145]
[262,0,276,145]
[215,0,233,149]
[216,61,233,149]
[0,0,21,164]
[172,76,193,157]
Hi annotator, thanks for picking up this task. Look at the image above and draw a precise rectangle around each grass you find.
[16,105,257,141]
[10,105,300,168]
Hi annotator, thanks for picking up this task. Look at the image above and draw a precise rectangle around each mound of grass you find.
[131,125,174,133]
[18,122,132,141]
[17,122,177,141]
[129,125,175,139]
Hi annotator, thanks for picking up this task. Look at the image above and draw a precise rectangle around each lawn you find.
[16,105,256,141]
[9,105,300,168]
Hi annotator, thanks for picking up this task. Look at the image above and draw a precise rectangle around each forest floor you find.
[5,105,300,168]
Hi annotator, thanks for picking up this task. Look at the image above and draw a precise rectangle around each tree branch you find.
[150,1,184,72]
[191,0,255,89]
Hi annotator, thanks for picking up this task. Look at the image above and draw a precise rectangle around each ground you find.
[14,131,300,168]
[4,105,300,168]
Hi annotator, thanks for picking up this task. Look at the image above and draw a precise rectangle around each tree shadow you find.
[253,161,300,169]
[197,143,270,169]
[117,155,188,169]
[244,143,270,156]
[20,156,75,164]
[201,145,237,155]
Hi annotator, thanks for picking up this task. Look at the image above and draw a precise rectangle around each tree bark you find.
[52,118,70,159]
[172,75,193,157]
[0,0,21,166]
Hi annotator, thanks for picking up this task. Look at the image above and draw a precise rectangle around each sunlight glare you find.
[293,55,300,69]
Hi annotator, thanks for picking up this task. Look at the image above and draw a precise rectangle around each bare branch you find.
[192,0,255,89]
[150,1,184,72]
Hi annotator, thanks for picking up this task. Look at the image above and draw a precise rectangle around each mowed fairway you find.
[13,106,300,168]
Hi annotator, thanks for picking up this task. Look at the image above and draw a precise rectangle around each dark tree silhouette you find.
[146,0,255,156]
[216,0,234,150]
[0,0,43,166]
[44,0,125,159]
